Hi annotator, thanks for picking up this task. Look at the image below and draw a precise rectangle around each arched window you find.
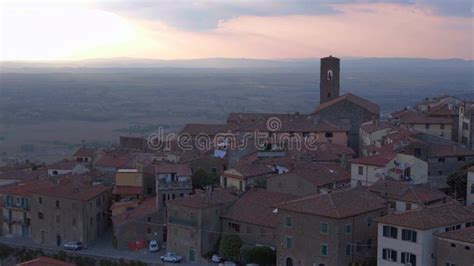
[327,70,333,81]
[286,257,293,266]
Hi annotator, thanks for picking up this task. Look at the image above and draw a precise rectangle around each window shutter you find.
[413,231,417,242]
[382,249,387,259]
[392,250,397,262]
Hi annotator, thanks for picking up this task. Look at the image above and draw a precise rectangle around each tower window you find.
[327,70,333,81]
[327,92,331,98]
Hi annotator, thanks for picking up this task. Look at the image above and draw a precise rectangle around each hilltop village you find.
[1,56,474,266]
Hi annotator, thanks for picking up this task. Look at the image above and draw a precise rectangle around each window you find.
[90,217,93,226]
[325,132,333,138]
[228,223,240,232]
[147,228,151,234]
[327,70,333,81]
[211,168,217,175]
[286,237,292,249]
[414,148,421,157]
[466,222,474,227]
[382,248,397,262]
[345,224,352,234]
[147,216,152,222]
[425,124,430,129]
[445,263,456,266]
[458,156,466,161]
[285,216,292,227]
[383,225,398,238]
[406,203,412,211]
[320,222,328,234]
[38,197,42,204]
[401,252,416,266]
[367,216,372,227]
[440,124,445,129]
[38,212,44,220]
[320,244,328,256]
[438,170,443,175]
[438,157,445,163]
[345,244,352,256]
[402,229,417,242]
[367,238,372,249]
[358,166,364,175]
[55,200,60,208]
[471,185,474,194]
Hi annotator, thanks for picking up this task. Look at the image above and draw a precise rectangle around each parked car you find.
[149,240,160,252]
[63,242,83,251]
[211,254,222,263]
[160,252,182,263]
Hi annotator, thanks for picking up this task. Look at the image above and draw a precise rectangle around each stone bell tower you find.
[320,55,340,104]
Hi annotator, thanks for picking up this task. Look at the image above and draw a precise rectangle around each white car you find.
[63,242,83,251]
[149,240,160,252]
[160,252,182,263]
[211,254,222,263]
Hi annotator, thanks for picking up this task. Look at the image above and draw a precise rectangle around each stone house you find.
[112,197,162,250]
[266,162,350,196]
[275,188,387,266]
[369,179,450,213]
[221,188,297,249]
[0,180,53,238]
[350,153,428,187]
[220,161,274,192]
[376,202,474,266]
[398,111,454,141]
[29,180,112,247]
[459,100,474,149]
[72,147,103,168]
[435,226,474,266]
[359,120,396,157]
[95,152,131,173]
[166,188,238,262]
[152,162,193,208]
[112,168,155,202]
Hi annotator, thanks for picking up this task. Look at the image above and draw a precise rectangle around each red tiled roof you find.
[271,163,350,188]
[153,163,192,176]
[429,144,474,157]
[112,185,142,195]
[167,188,238,209]
[17,256,75,266]
[376,202,474,230]
[436,226,474,244]
[0,180,54,197]
[350,153,396,167]
[277,187,387,218]
[222,188,297,228]
[425,103,457,117]
[47,160,79,171]
[96,153,130,168]
[313,93,380,115]
[73,147,97,157]
[179,123,227,136]
[369,179,448,204]
[222,161,274,180]
[360,122,393,134]
[112,197,157,226]
[30,180,111,201]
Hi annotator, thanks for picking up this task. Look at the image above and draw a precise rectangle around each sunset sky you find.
[1,0,472,61]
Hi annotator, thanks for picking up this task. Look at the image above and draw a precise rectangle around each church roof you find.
[313,93,380,115]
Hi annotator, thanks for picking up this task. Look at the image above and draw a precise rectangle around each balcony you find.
[158,180,192,190]
[168,217,197,228]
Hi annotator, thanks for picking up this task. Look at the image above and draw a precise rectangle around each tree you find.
[447,162,474,200]
[242,246,276,266]
[192,168,219,189]
[219,234,242,262]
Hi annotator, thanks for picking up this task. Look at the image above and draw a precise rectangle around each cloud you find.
[97,0,472,31]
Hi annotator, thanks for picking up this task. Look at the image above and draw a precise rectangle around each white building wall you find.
[467,170,474,205]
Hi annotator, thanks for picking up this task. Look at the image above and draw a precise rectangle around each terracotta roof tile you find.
[360,122,394,134]
[112,197,157,226]
[153,163,192,176]
[0,180,54,197]
[30,180,111,201]
[369,179,448,204]
[112,185,143,195]
[313,93,380,115]
[376,202,474,230]
[277,187,387,218]
[270,163,350,188]
[399,111,453,124]
[222,188,297,228]
[436,226,474,244]
[168,188,238,209]
[73,147,97,157]
[350,153,396,167]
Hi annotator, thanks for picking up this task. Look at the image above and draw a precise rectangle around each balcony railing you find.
[158,180,192,189]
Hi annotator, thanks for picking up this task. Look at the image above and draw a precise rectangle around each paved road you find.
[0,233,218,266]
